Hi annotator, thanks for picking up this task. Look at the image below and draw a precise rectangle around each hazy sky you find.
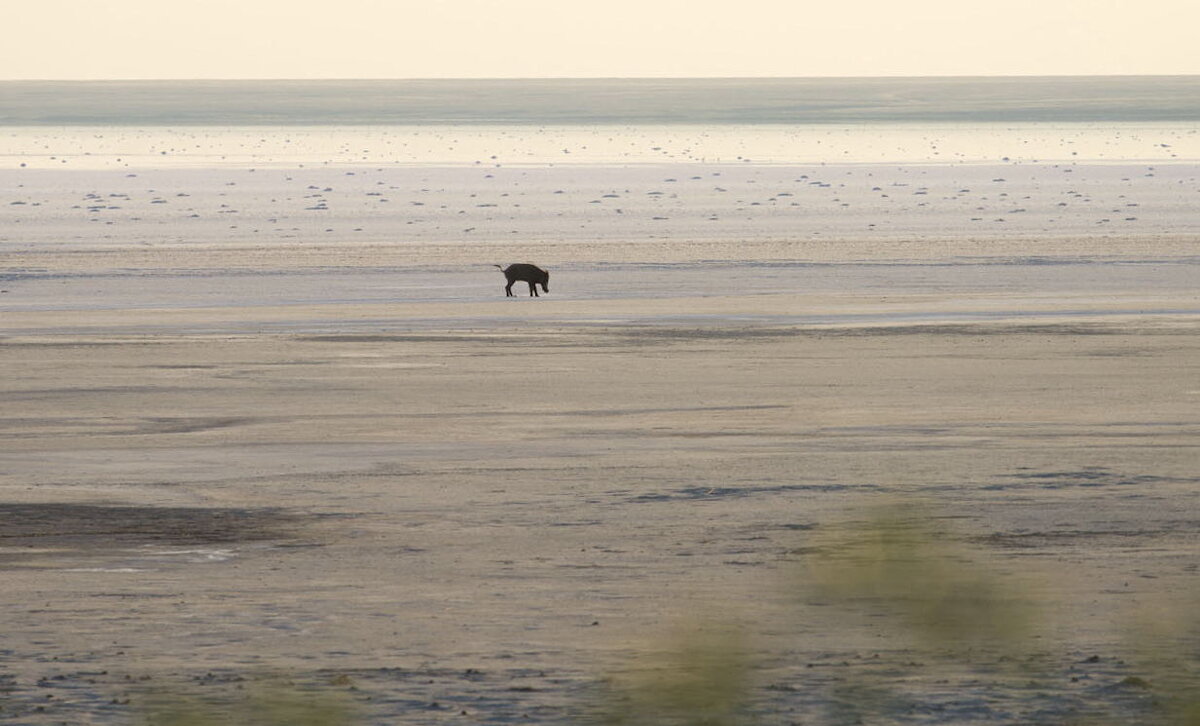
[5,0,1198,79]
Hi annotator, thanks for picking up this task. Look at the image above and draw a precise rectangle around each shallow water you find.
[5,77,1200,125]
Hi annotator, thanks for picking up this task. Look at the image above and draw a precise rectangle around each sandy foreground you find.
[2,159,1200,724]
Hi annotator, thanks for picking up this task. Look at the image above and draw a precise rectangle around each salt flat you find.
[1,125,1199,723]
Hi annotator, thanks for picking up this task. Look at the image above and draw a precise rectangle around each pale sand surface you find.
[6,162,1200,252]
[2,156,1199,723]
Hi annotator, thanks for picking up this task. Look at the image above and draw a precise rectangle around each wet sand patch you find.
[0,503,314,563]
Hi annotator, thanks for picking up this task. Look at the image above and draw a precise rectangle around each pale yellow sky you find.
[5,0,1198,79]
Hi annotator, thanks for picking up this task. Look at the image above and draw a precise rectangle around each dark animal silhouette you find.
[494,263,550,297]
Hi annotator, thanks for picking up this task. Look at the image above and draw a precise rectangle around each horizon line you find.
[4,73,1200,83]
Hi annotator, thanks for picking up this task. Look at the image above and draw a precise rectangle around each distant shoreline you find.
[5,74,1200,82]
[4,76,1200,125]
